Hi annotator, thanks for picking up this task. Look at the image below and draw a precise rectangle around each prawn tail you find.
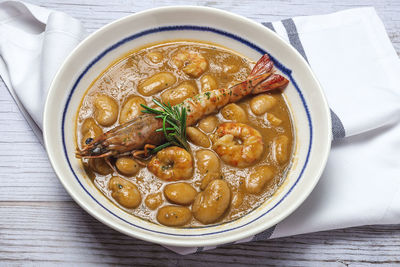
[249,54,274,78]
[251,74,289,94]
[229,72,289,100]
[247,53,289,95]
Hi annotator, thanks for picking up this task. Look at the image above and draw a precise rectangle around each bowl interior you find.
[44,6,331,247]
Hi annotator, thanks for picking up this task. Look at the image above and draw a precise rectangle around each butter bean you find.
[192,179,231,224]
[138,72,176,96]
[119,95,146,124]
[109,176,141,209]
[198,115,218,133]
[146,51,163,63]
[250,94,277,115]
[196,150,220,175]
[145,192,163,210]
[161,81,197,106]
[116,157,140,176]
[157,206,192,226]
[94,95,118,126]
[88,158,112,175]
[164,182,197,205]
[245,165,275,194]
[267,113,282,126]
[187,127,210,148]
[221,103,247,123]
[273,135,290,164]
[200,74,218,92]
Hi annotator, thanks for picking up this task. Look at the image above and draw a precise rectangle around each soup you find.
[75,41,293,227]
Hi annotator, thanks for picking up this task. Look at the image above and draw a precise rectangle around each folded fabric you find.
[1,1,399,255]
[0,0,86,143]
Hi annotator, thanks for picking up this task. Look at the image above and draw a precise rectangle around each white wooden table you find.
[1,0,399,265]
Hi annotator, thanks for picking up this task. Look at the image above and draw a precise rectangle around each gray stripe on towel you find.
[252,226,276,241]
[267,19,346,139]
[330,109,346,139]
[196,246,204,253]
[281,18,309,62]
[262,22,275,32]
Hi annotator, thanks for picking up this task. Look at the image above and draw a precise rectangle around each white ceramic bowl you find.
[43,6,331,247]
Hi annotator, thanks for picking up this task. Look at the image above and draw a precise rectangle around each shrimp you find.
[212,123,264,167]
[76,54,288,159]
[76,114,165,158]
[176,55,288,125]
[147,146,193,181]
[172,50,208,78]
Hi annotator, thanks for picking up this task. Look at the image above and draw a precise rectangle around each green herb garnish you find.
[141,99,190,154]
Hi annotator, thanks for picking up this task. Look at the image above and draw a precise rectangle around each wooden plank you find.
[0,202,399,265]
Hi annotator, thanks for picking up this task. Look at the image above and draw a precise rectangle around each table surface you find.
[1,0,399,265]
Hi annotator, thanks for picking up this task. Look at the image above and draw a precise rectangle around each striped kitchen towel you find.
[167,7,400,255]
[0,1,399,255]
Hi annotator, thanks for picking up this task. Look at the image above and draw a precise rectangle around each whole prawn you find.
[76,54,288,159]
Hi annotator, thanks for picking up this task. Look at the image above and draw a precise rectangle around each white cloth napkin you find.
[1,1,400,255]
[0,0,85,143]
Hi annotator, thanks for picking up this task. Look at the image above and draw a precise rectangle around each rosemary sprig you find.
[141,99,190,154]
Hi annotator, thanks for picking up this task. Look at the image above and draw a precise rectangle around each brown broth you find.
[76,41,294,227]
